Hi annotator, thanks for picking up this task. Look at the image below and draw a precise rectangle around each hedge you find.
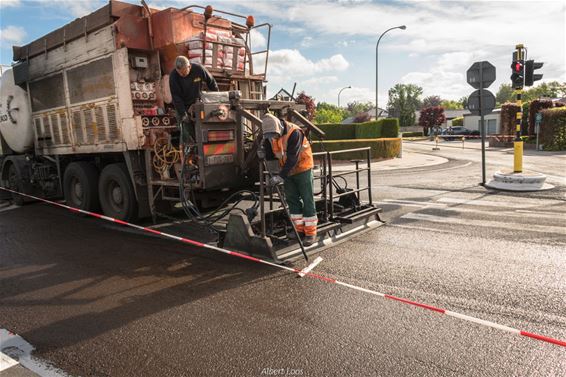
[539,107,566,151]
[528,99,553,135]
[315,123,356,140]
[500,103,521,135]
[311,138,401,160]
[355,121,382,139]
[402,131,424,137]
[315,118,400,140]
[380,118,400,138]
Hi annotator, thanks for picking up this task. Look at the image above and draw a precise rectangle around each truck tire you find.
[98,163,137,222]
[63,162,100,211]
[7,163,24,206]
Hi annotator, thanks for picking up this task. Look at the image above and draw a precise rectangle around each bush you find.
[528,99,553,135]
[402,131,424,137]
[539,107,566,151]
[452,116,464,127]
[311,138,401,160]
[381,118,400,137]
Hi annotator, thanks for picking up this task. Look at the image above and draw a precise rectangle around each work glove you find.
[268,175,284,187]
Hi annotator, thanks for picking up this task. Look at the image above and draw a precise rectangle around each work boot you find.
[303,235,317,246]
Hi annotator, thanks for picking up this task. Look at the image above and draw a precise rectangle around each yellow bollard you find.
[514,140,523,173]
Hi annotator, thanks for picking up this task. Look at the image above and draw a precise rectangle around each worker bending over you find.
[169,56,218,143]
[261,114,318,246]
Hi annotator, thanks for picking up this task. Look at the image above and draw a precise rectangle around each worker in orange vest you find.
[261,114,317,246]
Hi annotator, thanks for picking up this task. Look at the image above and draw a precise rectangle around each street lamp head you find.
[399,25,406,30]
[347,85,352,88]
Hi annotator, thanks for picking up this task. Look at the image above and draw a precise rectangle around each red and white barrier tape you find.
[1,186,565,348]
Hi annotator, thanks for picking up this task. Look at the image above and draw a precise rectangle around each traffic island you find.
[485,170,554,191]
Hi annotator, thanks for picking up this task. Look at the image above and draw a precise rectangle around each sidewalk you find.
[332,150,448,172]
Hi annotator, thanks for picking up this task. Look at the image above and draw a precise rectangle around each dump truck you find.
[0,0,383,262]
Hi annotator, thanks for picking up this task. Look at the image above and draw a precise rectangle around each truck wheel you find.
[98,163,137,222]
[7,163,24,206]
[63,162,100,211]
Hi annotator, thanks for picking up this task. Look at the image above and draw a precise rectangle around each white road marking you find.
[382,199,444,208]
[386,199,565,222]
[388,223,465,235]
[298,256,323,278]
[1,329,69,376]
[401,213,566,235]
[0,352,18,372]
[437,197,563,209]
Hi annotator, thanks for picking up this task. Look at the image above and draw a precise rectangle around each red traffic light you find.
[514,62,522,72]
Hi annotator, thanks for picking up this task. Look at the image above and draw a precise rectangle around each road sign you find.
[467,61,496,89]
[467,89,495,116]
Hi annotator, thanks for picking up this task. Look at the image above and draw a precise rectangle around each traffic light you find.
[510,59,524,89]
[525,60,543,86]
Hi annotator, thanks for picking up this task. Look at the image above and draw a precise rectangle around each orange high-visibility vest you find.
[270,121,313,176]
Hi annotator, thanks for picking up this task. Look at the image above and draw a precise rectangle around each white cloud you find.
[0,0,21,7]
[0,26,26,45]
[334,86,375,105]
[300,36,313,48]
[41,0,105,18]
[242,0,565,99]
[249,28,267,49]
[335,40,356,48]
[266,49,349,77]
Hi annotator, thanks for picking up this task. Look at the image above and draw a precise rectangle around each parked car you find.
[447,126,472,135]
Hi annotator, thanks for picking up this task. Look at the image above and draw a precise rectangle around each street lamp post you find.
[376,25,406,119]
[338,85,351,107]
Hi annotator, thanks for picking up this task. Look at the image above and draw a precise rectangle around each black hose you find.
[178,146,258,232]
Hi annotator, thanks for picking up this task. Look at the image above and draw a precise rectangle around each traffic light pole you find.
[513,44,525,173]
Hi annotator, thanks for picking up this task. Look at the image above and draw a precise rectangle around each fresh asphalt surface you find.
[1,140,565,376]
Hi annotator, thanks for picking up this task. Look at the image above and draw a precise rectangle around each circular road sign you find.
[467,89,496,116]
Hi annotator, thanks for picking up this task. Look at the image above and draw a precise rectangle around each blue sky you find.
[1,0,565,108]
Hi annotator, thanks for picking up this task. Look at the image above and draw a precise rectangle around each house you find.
[341,107,388,124]
[444,109,470,127]
[414,109,470,128]
[463,109,501,134]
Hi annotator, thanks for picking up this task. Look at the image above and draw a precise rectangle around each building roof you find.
[341,107,388,124]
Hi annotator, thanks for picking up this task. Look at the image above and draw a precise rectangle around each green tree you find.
[345,101,374,119]
[386,83,423,127]
[523,81,566,102]
[314,102,347,124]
[440,99,464,110]
[421,95,442,109]
[459,96,468,110]
[495,83,514,106]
